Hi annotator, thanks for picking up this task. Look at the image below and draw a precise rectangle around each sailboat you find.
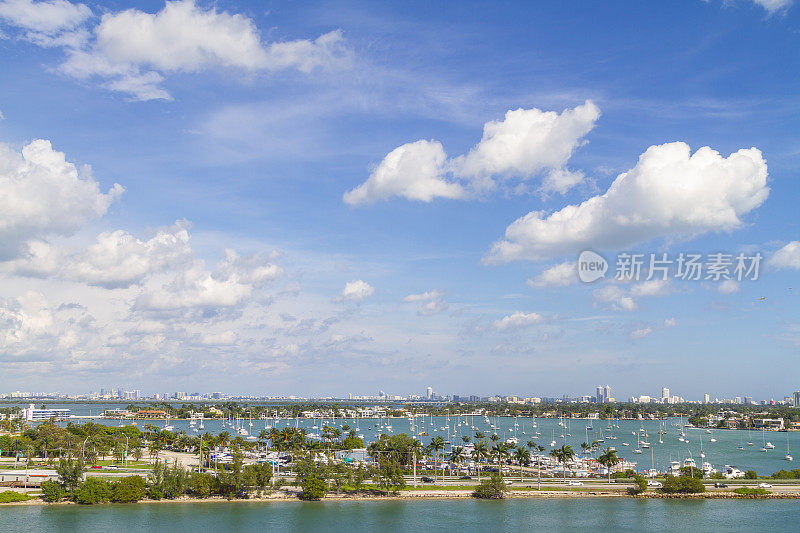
[786,431,793,461]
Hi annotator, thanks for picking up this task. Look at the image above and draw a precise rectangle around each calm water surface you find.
[3,499,800,532]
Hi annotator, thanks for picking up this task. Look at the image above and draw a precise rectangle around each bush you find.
[189,472,217,498]
[299,475,327,501]
[734,487,770,496]
[472,473,507,499]
[73,477,112,504]
[111,476,146,503]
[627,474,647,495]
[744,470,758,480]
[0,491,32,503]
[40,480,66,502]
[660,475,705,494]
[147,485,163,500]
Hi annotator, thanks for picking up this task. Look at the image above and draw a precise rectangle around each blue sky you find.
[0,0,798,399]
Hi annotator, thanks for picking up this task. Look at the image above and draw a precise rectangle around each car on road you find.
[459,475,472,480]
[421,476,435,483]
[90,465,102,469]
[713,482,728,488]
[567,480,584,486]
[504,480,514,486]
[758,482,773,488]
[647,481,662,488]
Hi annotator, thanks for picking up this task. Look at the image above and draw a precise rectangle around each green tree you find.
[597,448,620,484]
[73,477,112,504]
[299,475,326,500]
[40,480,65,502]
[111,475,146,503]
[472,473,507,499]
[56,457,84,493]
[550,444,575,483]
[513,447,530,482]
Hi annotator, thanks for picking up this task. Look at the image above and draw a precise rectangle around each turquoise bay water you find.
[3,499,800,532]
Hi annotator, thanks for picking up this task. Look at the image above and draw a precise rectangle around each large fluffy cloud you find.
[485,142,769,263]
[343,140,465,205]
[344,101,599,205]
[0,139,123,259]
[4,222,193,288]
[0,0,349,100]
[454,101,600,193]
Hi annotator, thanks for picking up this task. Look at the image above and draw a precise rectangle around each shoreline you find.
[5,489,800,506]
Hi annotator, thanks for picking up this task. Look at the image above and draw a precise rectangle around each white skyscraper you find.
[662,387,670,403]
[426,386,433,399]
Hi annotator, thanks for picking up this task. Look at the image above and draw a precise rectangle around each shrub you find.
[660,475,705,494]
[189,472,217,498]
[0,491,32,503]
[40,480,66,502]
[744,470,758,480]
[734,487,770,496]
[111,476,146,503]
[299,475,327,501]
[147,485,163,500]
[472,473,507,499]
[627,474,647,495]
[73,477,112,504]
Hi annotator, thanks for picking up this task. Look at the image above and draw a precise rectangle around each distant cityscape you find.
[3,384,800,407]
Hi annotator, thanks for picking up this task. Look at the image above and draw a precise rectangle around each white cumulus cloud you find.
[527,261,578,288]
[0,0,90,34]
[485,142,768,263]
[493,311,544,330]
[0,139,123,260]
[345,101,599,204]
[337,280,374,302]
[769,241,800,269]
[630,326,652,339]
[1,0,349,100]
[344,140,464,205]
[751,0,793,14]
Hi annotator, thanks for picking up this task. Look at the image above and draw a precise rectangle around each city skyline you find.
[0,0,799,398]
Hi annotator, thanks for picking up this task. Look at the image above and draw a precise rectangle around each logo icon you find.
[578,250,607,283]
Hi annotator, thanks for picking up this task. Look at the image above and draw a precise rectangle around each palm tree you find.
[597,447,620,484]
[461,435,471,445]
[581,441,589,456]
[428,436,445,480]
[536,445,546,490]
[513,446,531,482]
[473,442,488,481]
[550,444,575,483]
[474,431,485,442]
[449,446,465,477]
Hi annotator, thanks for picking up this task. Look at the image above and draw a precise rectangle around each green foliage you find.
[0,491,32,503]
[734,487,770,496]
[149,461,189,499]
[679,466,704,478]
[660,475,705,494]
[189,472,218,498]
[373,455,406,493]
[56,457,85,492]
[244,463,273,490]
[744,470,758,480]
[472,473,508,499]
[626,474,647,495]
[73,477,112,504]
[111,476,146,503]
[40,480,66,502]
[299,475,327,500]
[771,469,800,479]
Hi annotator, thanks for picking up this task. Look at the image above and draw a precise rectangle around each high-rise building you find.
[604,385,612,403]
[661,387,670,403]
[704,393,710,404]
[426,387,433,400]
[794,391,800,407]
[596,386,604,403]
